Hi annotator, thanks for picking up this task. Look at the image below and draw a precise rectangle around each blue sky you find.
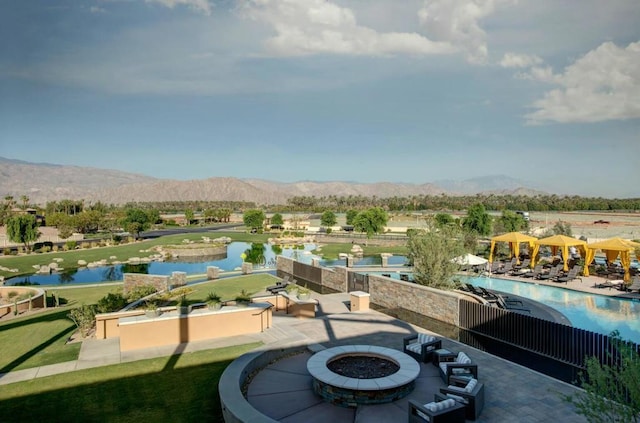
[1,0,639,198]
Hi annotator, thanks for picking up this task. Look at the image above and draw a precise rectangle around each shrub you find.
[126,285,158,302]
[7,291,18,299]
[67,304,97,337]
[82,242,91,249]
[66,240,77,250]
[41,246,51,253]
[3,248,11,256]
[96,292,128,313]
[52,245,59,252]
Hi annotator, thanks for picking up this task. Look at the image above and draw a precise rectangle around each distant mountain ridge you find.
[0,156,545,205]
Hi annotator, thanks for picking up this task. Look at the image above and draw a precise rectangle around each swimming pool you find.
[462,275,640,344]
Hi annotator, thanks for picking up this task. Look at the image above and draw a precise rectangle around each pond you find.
[6,242,320,286]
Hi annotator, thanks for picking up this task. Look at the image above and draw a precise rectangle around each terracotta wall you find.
[0,287,45,318]
[118,304,272,351]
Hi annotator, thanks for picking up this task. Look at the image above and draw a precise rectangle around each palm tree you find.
[20,195,29,209]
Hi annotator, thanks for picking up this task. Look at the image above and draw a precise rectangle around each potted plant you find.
[177,294,190,315]
[206,291,222,311]
[144,300,162,318]
[297,284,311,301]
[234,289,251,307]
[285,283,298,297]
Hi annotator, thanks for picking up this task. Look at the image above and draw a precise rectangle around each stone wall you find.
[368,275,461,326]
[277,258,462,327]
[123,273,170,295]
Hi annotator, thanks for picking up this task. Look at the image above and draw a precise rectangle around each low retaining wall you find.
[119,303,273,352]
[0,286,46,318]
[220,346,307,423]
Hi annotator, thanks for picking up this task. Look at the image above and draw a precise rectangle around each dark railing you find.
[459,300,638,380]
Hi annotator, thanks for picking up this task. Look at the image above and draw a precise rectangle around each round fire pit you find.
[306,345,420,407]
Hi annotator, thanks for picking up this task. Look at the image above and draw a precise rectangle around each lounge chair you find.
[495,295,531,313]
[408,398,466,423]
[537,265,561,280]
[266,280,290,294]
[493,261,514,274]
[512,258,531,271]
[436,351,478,383]
[554,267,582,284]
[494,293,524,306]
[596,279,624,290]
[403,333,442,362]
[521,264,542,279]
[620,276,640,293]
[438,376,486,421]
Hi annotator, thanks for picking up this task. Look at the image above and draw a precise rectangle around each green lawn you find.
[0,275,276,372]
[314,243,408,260]
[0,342,261,423]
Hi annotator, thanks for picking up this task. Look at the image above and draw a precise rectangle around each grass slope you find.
[0,343,261,423]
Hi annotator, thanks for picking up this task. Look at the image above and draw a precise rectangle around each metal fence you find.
[459,299,638,373]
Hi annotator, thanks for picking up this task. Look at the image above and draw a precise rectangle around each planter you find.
[297,292,311,301]
[145,309,162,318]
[208,302,222,311]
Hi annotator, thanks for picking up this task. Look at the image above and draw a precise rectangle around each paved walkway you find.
[0,290,592,422]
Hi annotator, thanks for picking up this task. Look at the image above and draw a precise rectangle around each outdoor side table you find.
[432,348,456,366]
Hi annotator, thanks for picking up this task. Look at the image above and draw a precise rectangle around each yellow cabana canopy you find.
[584,237,640,282]
[532,235,587,271]
[489,232,538,265]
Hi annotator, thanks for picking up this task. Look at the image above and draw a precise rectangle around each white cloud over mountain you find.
[525,41,640,124]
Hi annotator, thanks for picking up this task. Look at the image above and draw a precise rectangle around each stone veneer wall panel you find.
[368,275,461,326]
[123,273,170,295]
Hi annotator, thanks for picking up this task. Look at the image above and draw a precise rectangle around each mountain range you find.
[0,156,546,205]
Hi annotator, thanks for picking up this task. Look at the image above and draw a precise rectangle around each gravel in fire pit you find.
[327,355,400,379]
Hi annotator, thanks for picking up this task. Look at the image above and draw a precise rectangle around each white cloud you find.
[525,41,640,124]
[499,52,543,68]
[418,0,514,64]
[90,6,107,14]
[238,0,454,57]
[145,0,212,15]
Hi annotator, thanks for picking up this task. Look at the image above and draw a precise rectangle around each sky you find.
[0,0,639,198]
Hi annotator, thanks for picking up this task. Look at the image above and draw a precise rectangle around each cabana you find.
[531,235,588,271]
[489,232,537,265]
[584,238,640,282]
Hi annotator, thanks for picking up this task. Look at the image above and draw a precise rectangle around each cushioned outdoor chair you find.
[554,266,582,284]
[408,398,466,423]
[404,333,442,362]
[438,376,486,421]
[521,264,543,279]
[436,351,478,383]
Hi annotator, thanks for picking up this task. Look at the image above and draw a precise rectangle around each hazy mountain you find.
[0,156,544,205]
[434,175,538,195]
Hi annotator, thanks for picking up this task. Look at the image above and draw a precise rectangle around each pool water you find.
[7,242,320,286]
[462,275,640,344]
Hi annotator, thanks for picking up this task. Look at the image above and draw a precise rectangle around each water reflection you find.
[6,242,318,286]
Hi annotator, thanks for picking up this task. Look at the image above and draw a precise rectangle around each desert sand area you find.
[384,211,640,242]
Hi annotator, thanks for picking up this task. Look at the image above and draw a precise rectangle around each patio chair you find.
[404,333,442,362]
[438,376,486,421]
[512,258,531,271]
[266,280,290,294]
[554,267,582,284]
[436,351,478,383]
[408,398,466,423]
[494,293,524,306]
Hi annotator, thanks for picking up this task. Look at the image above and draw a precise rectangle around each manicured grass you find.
[0,342,261,423]
[314,243,408,260]
[0,284,119,373]
[0,231,272,279]
[181,273,278,304]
